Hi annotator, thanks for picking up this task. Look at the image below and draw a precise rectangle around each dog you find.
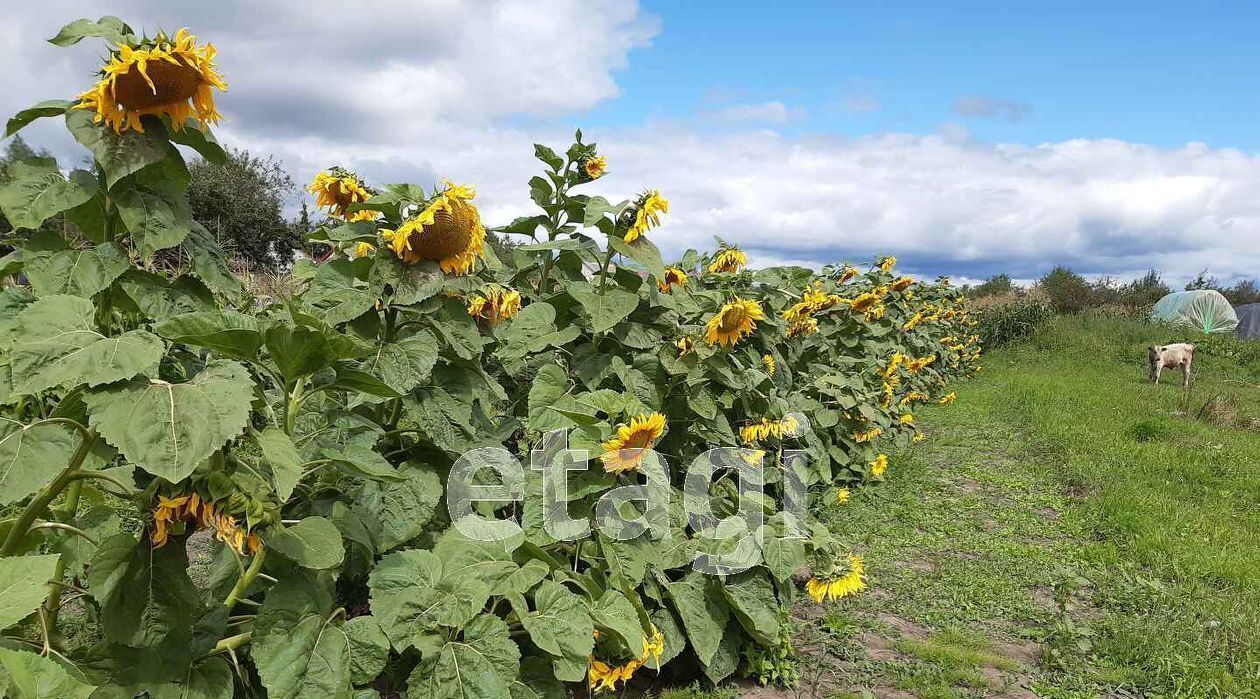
[1148,343,1194,387]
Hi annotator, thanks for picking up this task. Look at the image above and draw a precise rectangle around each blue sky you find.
[3,1,1258,285]
[583,0,1260,149]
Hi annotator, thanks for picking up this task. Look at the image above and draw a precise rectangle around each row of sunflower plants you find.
[0,15,981,699]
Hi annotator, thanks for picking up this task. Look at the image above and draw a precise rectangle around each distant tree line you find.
[1,134,317,273]
[963,266,1260,314]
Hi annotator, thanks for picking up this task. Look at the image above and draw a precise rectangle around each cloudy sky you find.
[4,1,1259,286]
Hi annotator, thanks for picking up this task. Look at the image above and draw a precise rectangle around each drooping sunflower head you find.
[380,180,486,275]
[601,412,667,474]
[467,285,522,326]
[891,275,914,291]
[657,266,688,292]
[621,190,669,243]
[309,168,379,221]
[674,336,695,357]
[805,554,867,603]
[77,28,228,134]
[352,241,376,259]
[838,266,859,283]
[582,154,608,180]
[836,487,851,505]
[787,317,819,338]
[708,247,747,274]
[849,292,880,314]
[762,354,776,376]
[879,255,897,272]
[704,298,765,348]
[938,392,957,405]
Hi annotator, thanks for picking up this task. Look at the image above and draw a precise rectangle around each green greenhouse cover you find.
[1151,290,1238,334]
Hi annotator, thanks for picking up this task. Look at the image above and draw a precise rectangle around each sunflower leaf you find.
[24,242,128,299]
[65,109,174,189]
[4,100,73,138]
[0,158,98,231]
[47,16,132,47]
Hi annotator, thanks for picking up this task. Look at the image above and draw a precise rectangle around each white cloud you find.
[953,95,1032,122]
[3,2,1258,287]
[840,94,882,115]
[705,101,805,123]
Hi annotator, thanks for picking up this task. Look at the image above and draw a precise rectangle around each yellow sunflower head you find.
[708,247,747,274]
[704,298,765,348]
[623,190,669,243]
[891,276,914,291]
[938,392,957,405]
[77,28,227,134]
[787,317,819,338]
[582,154,608,180]
[870,453,888,476]
[309,168,379,221]
[351,241,376,259]
[380,180,486,275]
[657,266,688,292]
[838,266,859,283]
[879,255,897,272]
[674,336,695,357]
[806,554,866,603]
[762,354,776,376]
[849,292,880,314]
[467,285,522,327]
[836,487,851,504]
[601,412,667,474]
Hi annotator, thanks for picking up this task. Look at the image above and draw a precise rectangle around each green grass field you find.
[771,315,1260,698]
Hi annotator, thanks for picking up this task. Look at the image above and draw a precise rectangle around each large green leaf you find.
[145,657,233,699]
[661,571,729,665]
[252,573,352,699]
[5,100,73,139]
[65,109,172,189]
[345,616,390,685]
[0,554,60,630]
[0,647,95,699]
[254,427,302,501]
[155,310,263,361]
[592,589,645,655]
[24,242,129,298]
[351,463,440,553]
[264,324,341,386]
[85,360,253,482]
[166,122,227,165]
[362,332,439,394]
[514,580,593,662]
[97,537,200,648]
[607,234,667,280]
[181,222,242,296]
[721,569,780,644]
[566,282,639,333]
[47,16,131,46]
[8,295,163,396]
[118,271,215,323]
[112,179,192,257]
[405,615,517,699]
[0,418,79,505]
[262,517,344,570]
[368,549,488,650]
[433,529,521,595]
[305,259,374,325]
[0,158,98,231]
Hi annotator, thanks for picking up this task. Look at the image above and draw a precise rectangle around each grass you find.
[784,314,1259,698]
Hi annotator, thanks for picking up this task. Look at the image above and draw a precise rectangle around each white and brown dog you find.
[1148,343,1195,387]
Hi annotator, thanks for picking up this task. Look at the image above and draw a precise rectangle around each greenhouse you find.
[1236,303,1260,339]
[1150,290,1239,334]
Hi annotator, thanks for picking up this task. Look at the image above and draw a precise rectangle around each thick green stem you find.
[1,430,97,557]
[284,378,306,436]
[224,546,267,612]
[206,631,252,657]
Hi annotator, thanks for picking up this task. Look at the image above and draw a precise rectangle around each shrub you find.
[974,295,1054,347]
[0,16,978,698]
[1037,266,1093,314]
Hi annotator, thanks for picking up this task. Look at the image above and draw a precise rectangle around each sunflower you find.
[879,255,897,272]
[906,355,936,373]
[601,412,667,474]
[709,247,747,274]
[901,311,924,332]
[899,413,915,425]
[836,487,851,505]
[657,266,688,292]
[853,426,882,443]
[674,336,695,357]
[77,28,227,134]
[891,276,914,291]
[838,266,859,283]
[467,285,522,326]
[849,292,880,315]
[805,554,866,603]
[883,353,906,378]
[740,416,799,444]
[704,298,765,347]
[582,155,608,180]
[870,454,888,476]
[938,392,957,405]
[309,168,379,222]
[380,181,485,275]
[352,242,376,259]
[762,354,776,376]
[642,625,665,665]
[787,317,819,338]
[899,391,929,408]
[623,190,668,243]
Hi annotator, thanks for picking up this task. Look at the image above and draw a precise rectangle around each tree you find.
[1184,269,1220,291]
[971,273,1014,298]
[0,135,58,237]
[1223,279,1260,306]
[1037,265,1092,314]
[188,148,305,271]
[1118,269,1170,309]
